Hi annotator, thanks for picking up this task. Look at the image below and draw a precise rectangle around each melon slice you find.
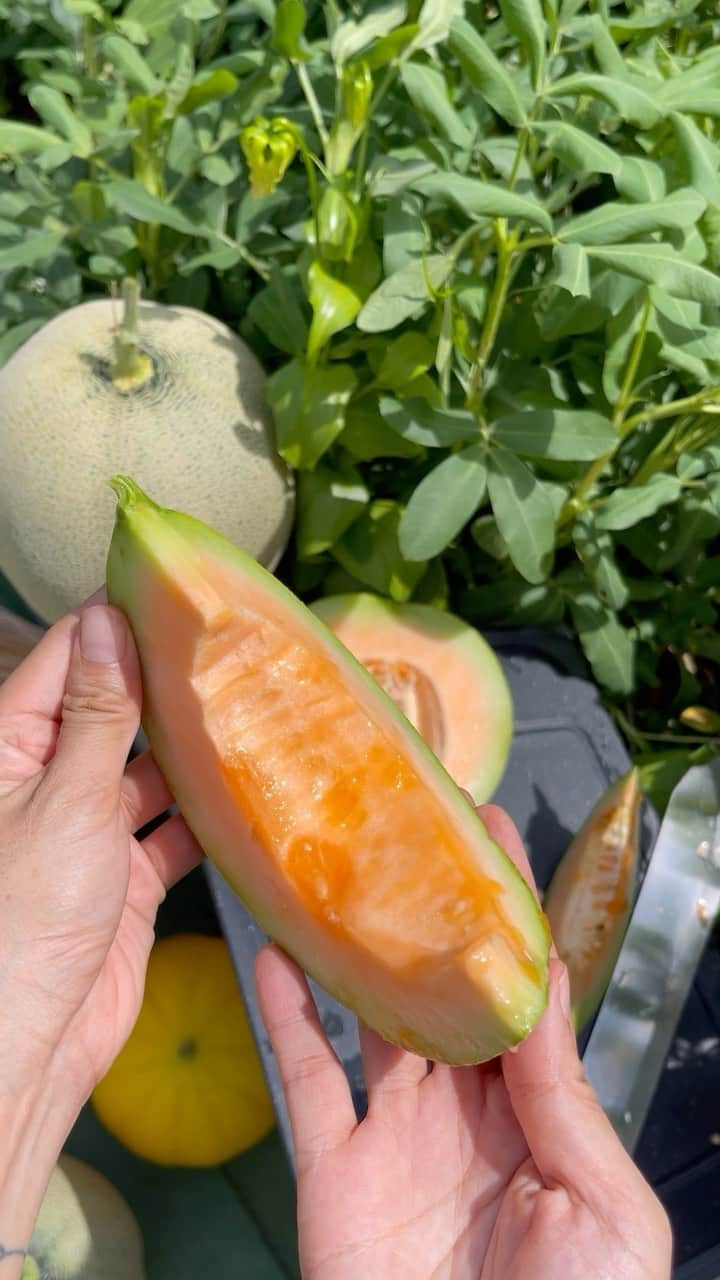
[106,478,549,1063]
[310,594,512,803]
[544,769,641,1031]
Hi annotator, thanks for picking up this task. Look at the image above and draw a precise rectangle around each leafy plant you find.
[2,0,720,805]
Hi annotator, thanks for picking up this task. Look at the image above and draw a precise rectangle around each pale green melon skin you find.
[107,480,549,1064]
[544,770,641,1032]
[25,1155,145,1280]
[311,593,513,803]
[0,300,294,622]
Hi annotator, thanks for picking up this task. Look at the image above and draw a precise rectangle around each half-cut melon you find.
[310,594,512,802]
[106,478,549,1063]
[544,769,641,1031]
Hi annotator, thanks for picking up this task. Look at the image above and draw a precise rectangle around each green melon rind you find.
[543,770,641,1032]
[107,478,550,1059]
[310,593,513,803]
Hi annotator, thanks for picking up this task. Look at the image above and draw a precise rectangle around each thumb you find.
[503,958,643,1197]
[48,606,141,811]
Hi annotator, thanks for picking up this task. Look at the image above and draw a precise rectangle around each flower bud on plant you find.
[240,117,298,197]
[341,60,372,130]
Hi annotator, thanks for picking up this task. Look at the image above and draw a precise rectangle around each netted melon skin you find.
[0,301,294,621]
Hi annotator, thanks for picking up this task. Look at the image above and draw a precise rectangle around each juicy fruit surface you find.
[311,594,513,802]
[0,300,294,621]
[93,935,275,1166]
[544,769,641,1030]
[107,479,549,1063]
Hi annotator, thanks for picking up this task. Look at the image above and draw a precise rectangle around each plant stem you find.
[109,278,154,391]
[354,64,398,196]
[508,127,529,189]
[614,292,653,428]
[295,61,329,148]
[621,384,720,434]
[465,221,514,410]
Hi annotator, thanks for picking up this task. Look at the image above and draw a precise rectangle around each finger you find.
[122,750,174,832]
[502,956,637,1195]
[255,945,356,1161]
[140,811,204,888]
[0,588,107,726]
[477,803,541,904]
[46,606,141,812]
[359,1023,429,1103]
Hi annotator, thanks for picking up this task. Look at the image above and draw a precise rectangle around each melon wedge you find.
[106,478,549,1063]
[544,769,641,1031]
[310,594,512,802]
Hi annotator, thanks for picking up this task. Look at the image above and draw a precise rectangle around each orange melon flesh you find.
[544,769,641,1031]
[310,595,512,802]
[107,478,549,1063]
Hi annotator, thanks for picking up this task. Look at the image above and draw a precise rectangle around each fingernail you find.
[79,606,127,663]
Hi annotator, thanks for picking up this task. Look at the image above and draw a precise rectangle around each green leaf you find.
[448,17,528,127]
[104,178,199,234]
[0,231,65,272]
[462,578,565,625]
[412,173,552,232]
[533,121,621,176]
[637,750,704,818]
[380,396,476,446]
[399,445,488,559]
[331,2,407,66]
[0,121,64,156]
[586,244,720,305]
[307,259,362,360]
[297,464,369,557]
[559,189,706,246]
[101,34,159,92]
[552,242,591,297]
[614,156,666,203]
[334,500,426,602]
[595,475,684,531]
[357,254,453,332]
[500,0,545,89]
[27,85,93,157]
[341,402,423,460]
[0,318,46,366]
[569,595,635,694]
[546,74,664,128]
[273,0,306,59]
[487,446,555,583]
[375,332,435,387]
[179,70,239,115]
[400,62,472,149]
[266,359,356,469]
[574,517,629,610]
[411,0,465,51]
[492,408,616,460]
[248,266,307,356]
[670,113,720,206]
[383,192,424,275]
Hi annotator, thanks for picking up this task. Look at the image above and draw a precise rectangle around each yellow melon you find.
[0,283,294,621]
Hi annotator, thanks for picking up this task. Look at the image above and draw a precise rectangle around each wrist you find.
[0,1070,78,1276]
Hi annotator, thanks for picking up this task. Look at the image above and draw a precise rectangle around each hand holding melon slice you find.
[106,479,550,1063]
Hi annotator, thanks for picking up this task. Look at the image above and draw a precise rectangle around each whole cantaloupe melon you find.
[24,1154,145,1279]
[0,290,294,621]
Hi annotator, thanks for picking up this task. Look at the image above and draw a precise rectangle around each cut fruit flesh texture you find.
[108,491,549,1062]
[311,595,513,803]
[544,770,640,1028]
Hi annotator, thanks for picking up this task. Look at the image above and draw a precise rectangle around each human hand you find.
[0,598,201,1267]
[256,805,672,1280]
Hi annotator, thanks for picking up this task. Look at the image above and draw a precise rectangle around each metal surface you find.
[583,760,720,1155]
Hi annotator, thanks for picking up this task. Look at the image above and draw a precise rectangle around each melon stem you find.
[110,277,154,392]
